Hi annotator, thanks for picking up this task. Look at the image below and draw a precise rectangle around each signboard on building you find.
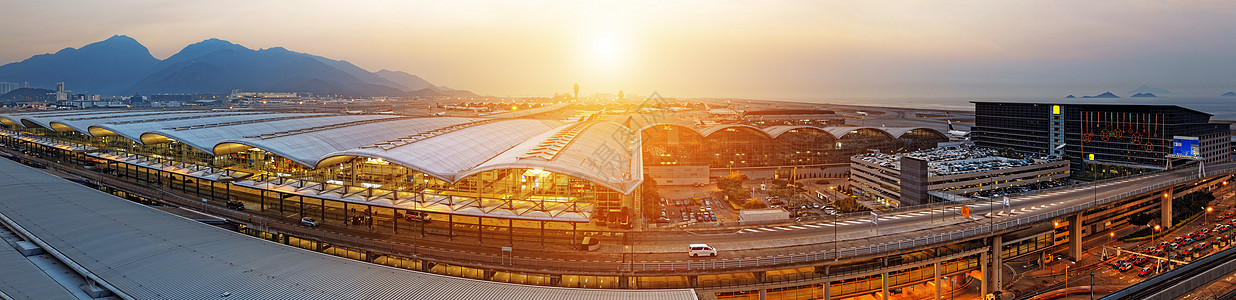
[1172,136,1200,157]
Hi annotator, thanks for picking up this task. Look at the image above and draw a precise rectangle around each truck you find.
[740,208,790,223]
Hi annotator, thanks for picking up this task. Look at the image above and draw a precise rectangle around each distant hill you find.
[1130,93,1158,98]
[376,70,436,91]
[405,88,480,98]
[1129,85,1172,95]
[0,35,158,94]
[0,36,475,97]
[1222,92,1236,97]
[0,88,56,101]
[1081,92,1120,98]
[1065,95,1076,98]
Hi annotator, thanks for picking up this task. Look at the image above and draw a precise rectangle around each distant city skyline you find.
[2,1,1236,99]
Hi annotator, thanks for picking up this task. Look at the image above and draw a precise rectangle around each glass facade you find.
[974,102,1231,179]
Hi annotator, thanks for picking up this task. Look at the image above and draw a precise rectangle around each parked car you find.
[404,211,432,222]
[1138,266,1154,277]
[225,200,245,210]
[301,217,318,227]
[1132,256,1150,266]
[1116,261,1134,272]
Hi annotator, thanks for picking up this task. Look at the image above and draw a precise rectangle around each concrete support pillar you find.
[1162,188,1174,229]
[618,276,629,288]
[935,261,942,300]
[759,288,766,300]
[825,281,831,300]
[881,272,889,300]
[1070,213,1083,260]
[755,271,766,283]
[991,235,1003,293]
[980,250,989,296]
[688,275,698,287]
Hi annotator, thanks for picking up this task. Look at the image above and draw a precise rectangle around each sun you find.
[586,34,624,72]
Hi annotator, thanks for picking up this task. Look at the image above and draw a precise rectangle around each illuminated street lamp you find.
[1207,206,1214,225]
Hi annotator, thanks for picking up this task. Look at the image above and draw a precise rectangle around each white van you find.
[689,244,717,257]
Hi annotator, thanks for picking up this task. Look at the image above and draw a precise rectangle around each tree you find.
[834,197,871,213]
[742,198,768,209]
[640,174,661,220]
[1126,211,1157,227]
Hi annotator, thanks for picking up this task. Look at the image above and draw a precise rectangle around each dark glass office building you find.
[972,102,1230,179]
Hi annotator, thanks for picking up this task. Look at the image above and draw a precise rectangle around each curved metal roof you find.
[92,112,333,143]
[882,127,947,139]
[319,119,562,182]
[14,110,203,131]
[633,122,940,141]
[216,116,480,169]
[50,111,263,134]
[763,125,835,139]
[824,127,895,139]
[462,121,644,194]
[0,158,698,300]
[697,124,773,139]
[138,114,400,155]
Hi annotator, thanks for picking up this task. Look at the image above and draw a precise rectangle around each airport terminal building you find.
[972,102,1231,179]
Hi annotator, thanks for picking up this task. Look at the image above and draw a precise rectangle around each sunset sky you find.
[2,1,1235,99]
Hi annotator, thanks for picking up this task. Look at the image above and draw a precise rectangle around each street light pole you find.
[1089,272,1095,300]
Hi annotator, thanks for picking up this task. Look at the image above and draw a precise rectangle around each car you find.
[1180,248,1196,258]
[1132,256,1150,265]
[301,217,318,227]
[1173,236,1187,244]
[1138,266,1154,277]
[225,200,245,210]
[1116,261,1135,272]
[1152,249,1167,257]
[689,244,717,257]
[1195,241,1211,250]
[404,211,431,222]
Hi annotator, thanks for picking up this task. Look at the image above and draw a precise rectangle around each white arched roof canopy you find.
[698,124,773,139]
[136,114,417,156]
[824,127,897,140]
[884,127,947,139]
[459,121,643,194]
[764,125,839,139]
[635,123,705,139]
[315,119,563,186]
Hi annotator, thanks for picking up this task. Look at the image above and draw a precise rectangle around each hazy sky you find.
[2,0,1235,99]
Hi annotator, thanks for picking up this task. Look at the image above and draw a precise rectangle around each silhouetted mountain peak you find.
[0,35,465,97]
[1129,85,1172,95]
[1081,92,1120,98]
[1222,92,1236,97]
[164,38,253,64]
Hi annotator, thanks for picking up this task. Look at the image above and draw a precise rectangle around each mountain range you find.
[0,35,477,98]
